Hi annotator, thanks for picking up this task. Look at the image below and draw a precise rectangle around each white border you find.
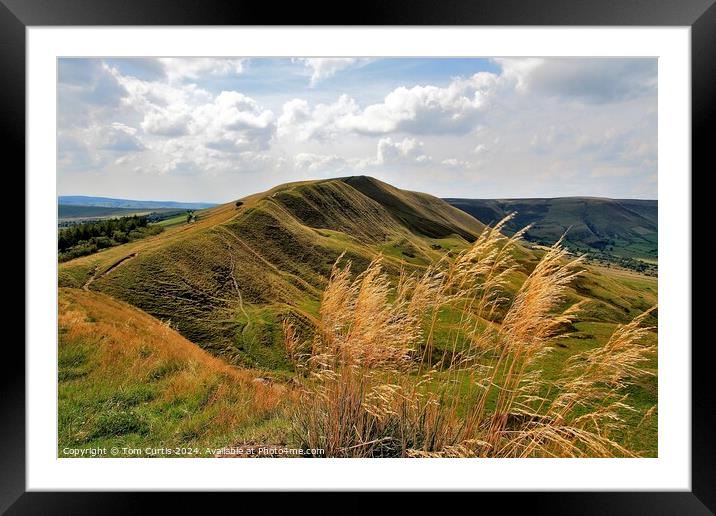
[27,27,691,491]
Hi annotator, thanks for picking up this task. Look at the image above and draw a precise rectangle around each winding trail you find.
[218,231,251,335]
[82,253,138,291]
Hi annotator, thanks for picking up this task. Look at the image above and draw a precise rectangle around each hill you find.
[445,197,657,260]
[58,176,488,367]
[59,177,656,371]
[59,195,216,210]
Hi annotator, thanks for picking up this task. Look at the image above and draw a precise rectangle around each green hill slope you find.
[446,197,657,260]
[59,176,488,368]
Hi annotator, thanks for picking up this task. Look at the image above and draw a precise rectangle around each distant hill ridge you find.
[445,197,657,259]
[59,195,216,210]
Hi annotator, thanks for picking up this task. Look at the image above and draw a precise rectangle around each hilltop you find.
[59,176,656,371]
[446,197,657,260]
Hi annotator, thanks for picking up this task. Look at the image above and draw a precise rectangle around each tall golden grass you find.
[284,215,656,457]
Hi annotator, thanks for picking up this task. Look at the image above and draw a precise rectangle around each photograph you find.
[56,56,659,459]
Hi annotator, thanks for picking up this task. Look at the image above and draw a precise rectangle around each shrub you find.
[112,230,129,243]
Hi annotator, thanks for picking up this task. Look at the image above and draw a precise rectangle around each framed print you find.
[5,0,713,511]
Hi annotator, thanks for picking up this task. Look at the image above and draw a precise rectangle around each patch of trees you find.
[58,215,163,262]
[584,250,657,276]
[144,210,185,223]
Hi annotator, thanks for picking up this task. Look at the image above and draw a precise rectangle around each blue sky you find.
[58,57,657,202]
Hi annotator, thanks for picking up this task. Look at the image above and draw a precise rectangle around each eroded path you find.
[217,230,252,334]
[82,253,138,291]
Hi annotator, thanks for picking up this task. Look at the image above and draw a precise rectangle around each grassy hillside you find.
[446,197,657,260]
[58,288,290,456]
[57,176,657,457]
[59,177,656,371]
[59,176,487,368]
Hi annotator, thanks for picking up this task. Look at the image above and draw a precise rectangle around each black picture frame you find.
[4,0,711,512]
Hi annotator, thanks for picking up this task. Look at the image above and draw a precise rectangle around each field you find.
[58,176,658,458]
[58,205,189,225]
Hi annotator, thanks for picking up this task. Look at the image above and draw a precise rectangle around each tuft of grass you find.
[90,409,149,439]
[284,216,657,458]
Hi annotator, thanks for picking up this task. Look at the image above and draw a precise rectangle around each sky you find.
[57,57,657,203]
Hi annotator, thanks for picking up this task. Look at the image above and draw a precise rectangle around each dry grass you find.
[58,288,289,451]
[284,215,656,457]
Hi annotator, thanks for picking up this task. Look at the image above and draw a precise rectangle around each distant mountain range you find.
[58,205,185,221]
[445,197,657,260]
[58,195,217,211]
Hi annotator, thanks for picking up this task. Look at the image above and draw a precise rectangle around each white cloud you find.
[292,137,432,177]
[293,151,374,175]
[376,137,431,166]
[441,158,471,169]
[346,73,499,135]
[113,67,276,153]
[158,58,245,82]
[99,123,145,151]
[277,72,499,140]
[495,58,657,103]
[575,125,656,171]
[529,124,572,154]
[296,58,365,86]
[195,91,275,152]
[493,58,544,92]
[57,57,658,201]
[294,153,350,174]
[141,111,192,137]
[277,95,359,141]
